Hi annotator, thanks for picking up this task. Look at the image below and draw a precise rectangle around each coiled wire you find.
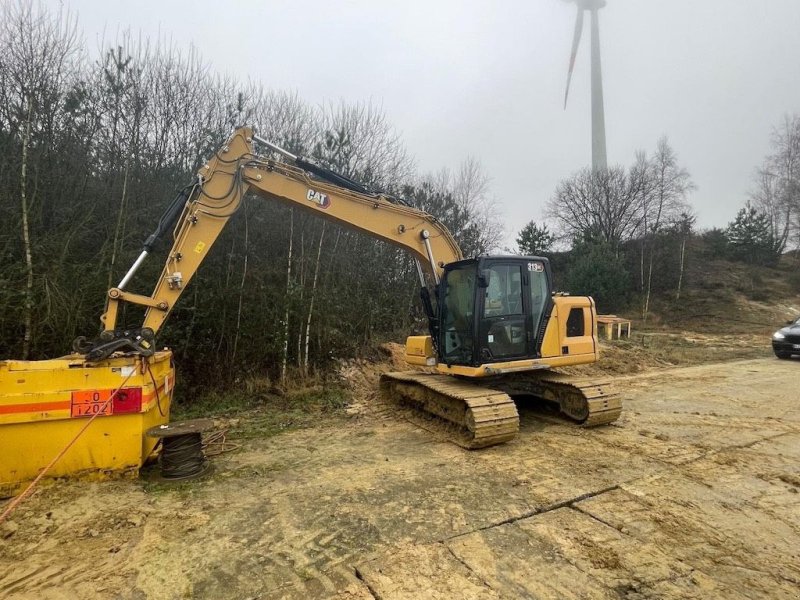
[160,432,206,480]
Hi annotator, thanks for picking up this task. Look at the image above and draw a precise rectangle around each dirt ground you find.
[1,350,799,599]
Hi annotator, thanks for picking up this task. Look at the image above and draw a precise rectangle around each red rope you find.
[0,369,137,524]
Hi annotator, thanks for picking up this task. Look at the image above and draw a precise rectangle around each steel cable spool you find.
[160,432,205,479]
[146,419,214,481]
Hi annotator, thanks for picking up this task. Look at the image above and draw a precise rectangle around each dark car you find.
[772,316,800,359]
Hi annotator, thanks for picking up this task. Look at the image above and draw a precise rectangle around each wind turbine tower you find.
[563,0,608,171]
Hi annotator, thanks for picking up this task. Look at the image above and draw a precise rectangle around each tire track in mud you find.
[0,491,150,599]
[173,480,383,599]
[0,548,136,598]
[0,565,68,597]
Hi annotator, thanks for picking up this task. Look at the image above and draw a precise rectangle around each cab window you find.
[441,265,476,363]
[480,264,526,359]
[483,265,523,317]
[527,263,549,334]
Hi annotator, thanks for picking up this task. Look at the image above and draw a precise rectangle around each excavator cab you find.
[439,257,552,367]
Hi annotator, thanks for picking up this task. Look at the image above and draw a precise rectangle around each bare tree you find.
[410,159,502,257]
[546,164,647,247]
[312,100,414,189]
[19,96,34,358]
[674,211,696,300]
[641,137,693,318]
[303,223,325,374]
[452,157,504,254]
[280,209,294,385]
[751,114,800,255]
[0,0,80,357]
[252,89,316,155]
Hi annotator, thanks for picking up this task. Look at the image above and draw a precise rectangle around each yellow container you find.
[0,351,173,496]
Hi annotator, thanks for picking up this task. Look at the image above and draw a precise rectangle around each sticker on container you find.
[70,388,143,417]
[71,390,114,418]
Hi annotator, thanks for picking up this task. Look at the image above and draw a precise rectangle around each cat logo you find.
[306,188,331,209]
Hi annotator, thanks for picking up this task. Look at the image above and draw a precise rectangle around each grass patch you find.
[172,384,351,441]
[141,478,200,497]
[562,333,772,378]
[224,463,288,478]
[173,389,257,420]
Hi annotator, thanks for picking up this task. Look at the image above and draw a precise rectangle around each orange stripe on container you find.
[142,383,167,402]
[0,401,71,415]
[0,382,169,416]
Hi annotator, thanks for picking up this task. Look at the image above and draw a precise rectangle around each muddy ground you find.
[1,348,799,599]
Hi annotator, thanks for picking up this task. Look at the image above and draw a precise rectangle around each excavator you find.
[1,127,620,491]
[77,125,620,446]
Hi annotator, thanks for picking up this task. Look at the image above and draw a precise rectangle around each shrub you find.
[565,237,632,313]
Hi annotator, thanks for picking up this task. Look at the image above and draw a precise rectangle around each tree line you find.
[0,1,500,390]
[517,118,800,317]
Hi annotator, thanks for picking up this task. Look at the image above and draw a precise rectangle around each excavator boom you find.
[82,127,460,359]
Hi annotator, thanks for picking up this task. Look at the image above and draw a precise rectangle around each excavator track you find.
[488,371,622,427]
[380,372,519,449]
[380,370,621,449]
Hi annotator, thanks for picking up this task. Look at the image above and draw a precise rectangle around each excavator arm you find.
[76,127,462,360]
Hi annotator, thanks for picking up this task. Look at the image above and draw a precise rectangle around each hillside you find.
[641,254,799,333]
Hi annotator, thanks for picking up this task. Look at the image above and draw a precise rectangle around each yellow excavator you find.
[1,127,620,490]
[81,125,619,444]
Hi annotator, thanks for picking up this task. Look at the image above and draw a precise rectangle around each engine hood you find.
[775,323,800,336]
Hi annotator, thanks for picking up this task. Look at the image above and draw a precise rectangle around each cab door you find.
[476,262,531,363]
[524,259,552,358]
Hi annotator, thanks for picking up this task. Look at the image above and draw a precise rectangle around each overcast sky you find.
[60,0,800,243]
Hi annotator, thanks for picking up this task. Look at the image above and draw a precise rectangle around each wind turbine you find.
[563,0,608,171]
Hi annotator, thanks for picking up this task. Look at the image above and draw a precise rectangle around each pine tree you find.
[725,206,779,266]
[516,221,555,255]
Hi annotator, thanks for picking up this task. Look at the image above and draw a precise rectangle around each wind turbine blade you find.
[564,7,584,109]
